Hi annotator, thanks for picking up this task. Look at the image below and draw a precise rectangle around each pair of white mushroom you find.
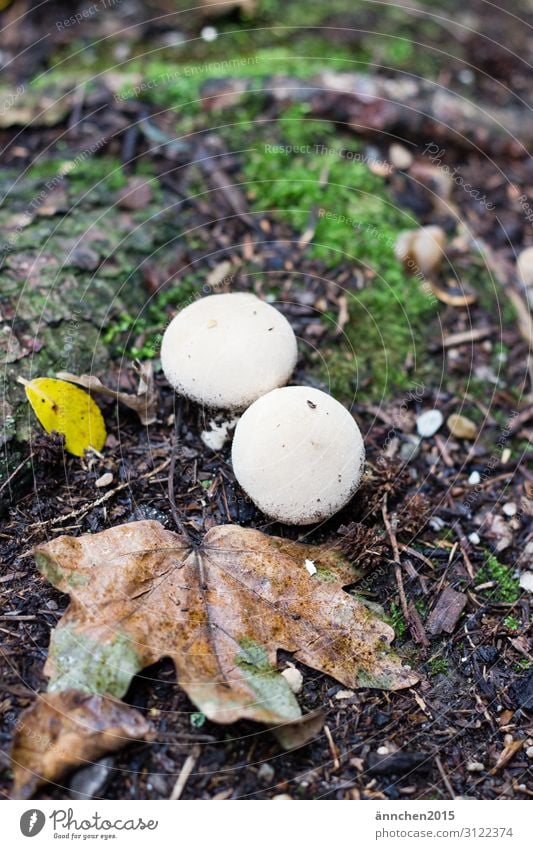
[161,292,365,525]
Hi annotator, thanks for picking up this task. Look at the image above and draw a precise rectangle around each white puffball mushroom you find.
[231,386,365,525]
[161,293,297,410]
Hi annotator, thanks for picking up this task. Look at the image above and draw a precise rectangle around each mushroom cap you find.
[160,293,297,410]
[231,386,365,525]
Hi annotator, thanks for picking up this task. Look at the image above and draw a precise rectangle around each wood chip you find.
[426,586,467,635]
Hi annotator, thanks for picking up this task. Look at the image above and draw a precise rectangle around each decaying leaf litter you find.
[11,520,417,798]
[1,0,532,802]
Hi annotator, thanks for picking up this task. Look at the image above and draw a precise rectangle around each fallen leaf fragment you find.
[57,362,158,426]
[18,377,106,456]
[11,690,150,799]
[17,520,417,793]
[429,282,477,307]
[426,586,468,635]
[490,739,523,775]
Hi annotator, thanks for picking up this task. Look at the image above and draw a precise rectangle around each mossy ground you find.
[477,552,521,604]
[2,0,524,434]
[14,0,488,406]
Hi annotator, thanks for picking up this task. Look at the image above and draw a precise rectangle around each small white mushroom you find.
[395,225,446,276]
[231,386,365,525]
[161,293,297,410]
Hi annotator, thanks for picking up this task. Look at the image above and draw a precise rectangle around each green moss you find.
[386,601,407,639]
[102,274,201,360]
[240,130,438,399]
[477,553,520,604]
[25,155,127,195]
[502,615,521,631]
[428,657,449,675]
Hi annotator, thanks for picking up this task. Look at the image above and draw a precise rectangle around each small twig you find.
[435,754,456,798]
[382,495,410,631]
[324,724,340,771]
[383,495,428,645]
[382,494,400,563]
[0,452,34,496]
[400,545,435,572]
[167,398,192,543]
[170,744,201,800]
[509,405,533,434]
[441,327,493,348]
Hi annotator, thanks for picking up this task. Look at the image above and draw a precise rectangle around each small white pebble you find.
[281,666,303,694]
[519,572,533,593]
[95,472,113,488]
[502,502,517,517]
[429,516,445,532]
[501,448,511,464]
[377,746,389,756]
[201,26,218,42]
[469,532,481,545]
[504,733,514,746]
[468,471,481,485]
[305,559,317,576]
[467,762,485,773]
[458,68,474,85]
[257,763,275,784]
[526,746,533,759]
[272,794,293,800]
[334,689,355,700]
[416,409,444,438]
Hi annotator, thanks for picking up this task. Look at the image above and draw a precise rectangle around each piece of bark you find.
[426,586,468,636]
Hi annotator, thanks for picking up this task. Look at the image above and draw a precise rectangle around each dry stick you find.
[383,497,430,646]
[0,452,34,496]
[435,754,456,799]
[441,326,493,348]
[167,398,193,544]
[382,495,409,624]
[445,494,475,580]
[509,405,533,434]
[170,744,201,800]
[324,724,341,771]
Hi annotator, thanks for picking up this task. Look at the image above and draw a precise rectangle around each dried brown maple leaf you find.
[11,690,150,800]
[12,520,417,796]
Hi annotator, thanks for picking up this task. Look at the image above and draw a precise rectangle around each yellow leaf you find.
[20,377,106,457]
